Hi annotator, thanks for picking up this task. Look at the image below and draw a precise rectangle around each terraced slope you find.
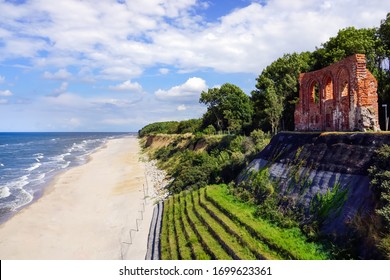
[160,184,330,260]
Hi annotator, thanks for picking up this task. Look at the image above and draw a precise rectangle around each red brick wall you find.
[294,54,379,131]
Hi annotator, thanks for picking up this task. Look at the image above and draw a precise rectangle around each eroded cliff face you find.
[241,132,390,256]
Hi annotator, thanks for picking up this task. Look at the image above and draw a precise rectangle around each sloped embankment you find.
[157,185,328,260]
[242,132,390,240]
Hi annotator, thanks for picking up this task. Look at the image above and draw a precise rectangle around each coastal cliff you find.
[241,132,390,258]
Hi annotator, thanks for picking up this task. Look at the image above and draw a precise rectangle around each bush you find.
[203,124,216,135]
[236,167,275,204]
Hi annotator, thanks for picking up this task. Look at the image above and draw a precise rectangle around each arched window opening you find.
[324,76,333,100]
[310,81,320,104]
[341,80,348,97]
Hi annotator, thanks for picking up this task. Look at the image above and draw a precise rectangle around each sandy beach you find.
[0,136,157,259]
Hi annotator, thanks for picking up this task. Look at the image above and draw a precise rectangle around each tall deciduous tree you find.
[252,52,312,132]
[200,83,253,134]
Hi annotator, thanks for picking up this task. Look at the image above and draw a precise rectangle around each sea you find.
[0,132,135,224]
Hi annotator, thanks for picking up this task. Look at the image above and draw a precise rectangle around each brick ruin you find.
[294,54,379,131]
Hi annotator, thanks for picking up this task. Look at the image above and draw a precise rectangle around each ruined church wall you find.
[294,54,379,131]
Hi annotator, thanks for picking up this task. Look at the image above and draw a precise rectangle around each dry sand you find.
[0,136,158,259]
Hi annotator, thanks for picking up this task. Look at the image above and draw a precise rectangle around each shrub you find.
[203,125,216,135]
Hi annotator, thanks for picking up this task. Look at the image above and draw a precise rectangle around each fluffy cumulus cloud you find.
[43,69,72,80]
[155,77,208,102]
[177,104,187,111]
[109,80,143,92]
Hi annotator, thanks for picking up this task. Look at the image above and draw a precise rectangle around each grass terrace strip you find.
[185,192,232,260]
[178,193,210,260]
[198,187,280,260]
[160,198,170,260]
[183,193,217,259]
[174,194,193,260]
[167,196,179,259]
[205,185,330,260]
[192,190,255,260]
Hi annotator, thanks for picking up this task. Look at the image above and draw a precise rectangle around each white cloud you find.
[109,80,143,92]
[0,90,13,96]
[0,98,8,104]
[177,104,187,111]
[52,82,69,96]
[155,77,208,102]
[0,0,389,78]
[0,76,5,84]
[43,69,72,80]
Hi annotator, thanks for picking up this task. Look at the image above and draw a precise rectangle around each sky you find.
[0,0,389,132]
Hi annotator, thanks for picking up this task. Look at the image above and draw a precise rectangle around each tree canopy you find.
[200,83,253,134]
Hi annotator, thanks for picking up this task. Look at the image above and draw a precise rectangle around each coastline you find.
[0,136,160,259]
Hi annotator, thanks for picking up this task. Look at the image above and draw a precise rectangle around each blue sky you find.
[0,0,389,132]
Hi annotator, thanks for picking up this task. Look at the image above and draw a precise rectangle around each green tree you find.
[200,83,253,134]
[312,27,380,74]
[252,52,312,132]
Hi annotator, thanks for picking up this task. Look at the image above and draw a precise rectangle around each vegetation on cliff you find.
[141,130,270,194]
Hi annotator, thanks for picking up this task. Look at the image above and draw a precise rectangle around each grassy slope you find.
[160,185,330,260]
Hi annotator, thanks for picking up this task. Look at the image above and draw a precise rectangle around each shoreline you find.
[0,136,161,259]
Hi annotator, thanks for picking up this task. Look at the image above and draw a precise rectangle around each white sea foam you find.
[13,188,34,211]
[34,153,44,162]
[0,163,4,167]
[49,152,70,162]
[61,161,71,169]
[31,173,46,183]
[25,162,42,172]
[0,186,11,199]
[69,142,87,152]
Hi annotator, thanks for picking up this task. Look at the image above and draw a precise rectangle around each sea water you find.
[0,132,134,223]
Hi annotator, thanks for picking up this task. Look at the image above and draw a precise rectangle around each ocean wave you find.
[5,175,29,189]
[69,142,87,153]
[12,188,34,211]
[61,161,71,169]
[25,162,42,172]
[49,152,70,162]
[0,163,4,167]
[34,153,44,162]
[1,176,33,211]
[31,173,46,183]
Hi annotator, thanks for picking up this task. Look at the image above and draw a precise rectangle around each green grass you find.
[159,184,331,260]
[185,192,232,260]
[167,196,179,259]
[192,190,256,260]
[206,185,330,260]
[178,193,211,259]
[160,198,170,259]
[173,194,194,260]
[198,187,282,260]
